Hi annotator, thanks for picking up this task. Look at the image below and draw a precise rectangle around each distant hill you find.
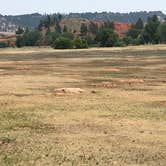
[43,18,131,38]
[0,13,45,32]
[67,11,165,23]
[0,11,165,32]
[59,18,104,36]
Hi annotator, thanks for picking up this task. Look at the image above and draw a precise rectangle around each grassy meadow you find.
[0,45,166,165]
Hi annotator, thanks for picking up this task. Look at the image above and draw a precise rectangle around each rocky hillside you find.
[61,18,131,38]
[59,18,104,35]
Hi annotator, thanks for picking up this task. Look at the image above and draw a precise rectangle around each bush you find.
[16,31,42,47]
[23,31,42,46]
[132,38,142,45]
[0,42,9,48]
[123,37,133,46]
[73,38,88,49]
[16,36,25,47]
[53,37,73,49]
[114,40,124,47]
[62,32,74,40]
[84,36,95,46]
[141,15,160,44]
[45,32,60,46]
[123,36,142,46]
[96,28,120,47]
[127,28,142,39]
[157,23,166,43]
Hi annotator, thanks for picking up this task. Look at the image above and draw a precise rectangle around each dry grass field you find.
[0,46,166,165]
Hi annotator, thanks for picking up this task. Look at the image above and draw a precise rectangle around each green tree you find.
[55,22,62,33]
[89,22,98,35]
[157,23,166,43]
[73,38,88,49]
[127,28,142,39]
[53,37,73,49]
[96,28,120,47]
[63,25,68,33]
[38,20,44,31]
[80,24,88,35]
[16,36,26,47]
[44,15,51,28]
[84,36,95,46]
[24,31,42,46]
[62,32,74,40]
[141,15,160,44]
[134,18,144,29]
[57,14,63,22]
[45,32,60,45]
[126,18,144,42]
[103,21,114,29]
[16,26,24,35]
[16,31,42,47]
[123,36,133,46]
[0,42,9,48]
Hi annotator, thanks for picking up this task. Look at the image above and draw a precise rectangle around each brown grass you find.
[0,45,166,165]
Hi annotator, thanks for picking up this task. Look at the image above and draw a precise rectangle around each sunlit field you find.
[0,45,166,165]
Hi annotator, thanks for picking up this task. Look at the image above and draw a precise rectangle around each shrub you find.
[23,31,42,46]
[157,23,166,43]
[84,36,95,46]
[45,32,60,46]
[62,32,74,40]
[123,37,133,46]
[96,28,120,47]
[73,38,88,49]
[53,37,73,49]
[127,28,142,39]
[16,36,25,47]
[0,42,9,48]
[16,31,42,47]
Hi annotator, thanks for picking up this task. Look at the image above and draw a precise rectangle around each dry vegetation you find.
[0,45,166,165]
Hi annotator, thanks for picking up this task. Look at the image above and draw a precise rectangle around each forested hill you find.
[0,11,165,31]
[0,13,45,31]
[67,11,165,23]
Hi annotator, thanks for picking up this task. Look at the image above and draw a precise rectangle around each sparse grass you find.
[0,45,166,165]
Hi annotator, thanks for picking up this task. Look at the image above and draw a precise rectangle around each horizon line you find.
[1,10,165,16]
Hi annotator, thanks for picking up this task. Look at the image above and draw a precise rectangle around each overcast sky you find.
[0,0,166,15]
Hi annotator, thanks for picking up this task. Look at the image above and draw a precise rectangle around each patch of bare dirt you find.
[118,79,144,84]
[54,88,85,96]
[104,67,120,72]
[54,88,97,96]
[16,66,30,70]
[92,79,144,88]
[92,82,117,88]
[64,74,81,79]
[155,100,166,105]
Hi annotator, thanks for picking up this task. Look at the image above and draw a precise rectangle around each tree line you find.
[0,15,166,49]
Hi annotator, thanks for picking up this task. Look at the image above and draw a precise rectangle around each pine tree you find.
[80,24,88,35]
[16,26,24,35]
[135,18,144,29]
[63,25,68,33]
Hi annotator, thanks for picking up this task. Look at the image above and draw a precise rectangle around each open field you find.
[0,46,166,165]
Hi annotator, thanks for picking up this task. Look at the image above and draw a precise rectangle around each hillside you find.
[0,13,45,32]
[67,11,165,23]
[42,18,131,38]
[59,18,104,35]
[0,11,165,32]
[114,22,132,38]
[0,15,17,32]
